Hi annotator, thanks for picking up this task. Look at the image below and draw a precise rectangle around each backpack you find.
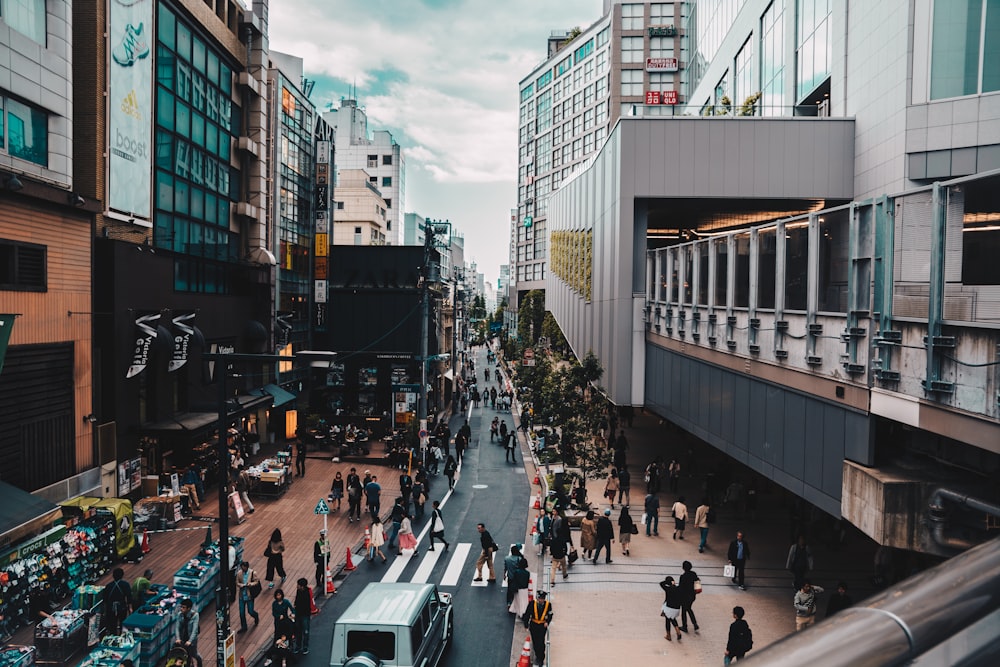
[736,622,753,652]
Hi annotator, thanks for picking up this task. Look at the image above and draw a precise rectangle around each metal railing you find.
[742,535,1000,666]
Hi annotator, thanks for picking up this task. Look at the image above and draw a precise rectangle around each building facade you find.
[323,99,405,245]
[545,0,1000,556]
[332,169,388,245]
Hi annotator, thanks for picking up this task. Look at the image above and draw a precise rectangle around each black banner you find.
[126,312,160,378]
[168,311,196,372]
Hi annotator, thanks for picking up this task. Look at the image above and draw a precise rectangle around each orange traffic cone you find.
[532,494,541,509]
[527,578,534,605]
[533,473,540,485]
[326,567,336,594]
[141,530,150,554]
[517,635,532,667]
[240,657,246,667]
[308,586,319,615]
[344,546,356,571]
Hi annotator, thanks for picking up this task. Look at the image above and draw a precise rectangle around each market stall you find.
[172,537,244,613]
[0,646,35,667]
[33,610,86,664]
[122,585,181,667]
[74,633,139,667]
[246,457,291,498]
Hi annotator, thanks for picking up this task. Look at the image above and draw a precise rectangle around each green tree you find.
[518,290,545,347]
[541,311,568,354]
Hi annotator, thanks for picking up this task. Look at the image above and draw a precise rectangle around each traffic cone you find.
[532,494,541,509]
[527,578,534,605]
[344,546,356,571]
[517,636,532,667]
[240,657,246,667]
[533,473,540,485]
[326,567,335,594]
[308,586,319,615]
[141,530,150,553]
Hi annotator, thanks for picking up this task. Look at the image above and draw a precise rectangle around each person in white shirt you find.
[671,496,689,540]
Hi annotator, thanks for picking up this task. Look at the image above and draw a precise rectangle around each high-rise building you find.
[332,169,388,245]
[403,212,427,246]
[323,99,405,244]
[511,1,684,314]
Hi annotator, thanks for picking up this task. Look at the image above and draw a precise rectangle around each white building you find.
[323,99,406,244]
[332,169,387,246]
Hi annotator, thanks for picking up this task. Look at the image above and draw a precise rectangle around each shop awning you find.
[0,481,61,550]
[141,394,274,433]
[252,383,296,408]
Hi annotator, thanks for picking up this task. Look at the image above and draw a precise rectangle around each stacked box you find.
[0,646,35,667]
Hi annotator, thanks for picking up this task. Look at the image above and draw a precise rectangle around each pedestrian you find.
[579,510,597,560]
[131,568,155,608]
[618,467,632,507]
[293,578,311,655]
[671,496,688,540]
[387,497,406,553]
[369,516,387,563]
[618,507,636,556]
[793,580,825,631]
[668,458,681,493]
[181,464,201,510]
[535,510,552,557]
[271,588,295,644]
[313,529,330,594]
[234,561,261,633]
[604,469,620,509]
[329,471,344,513]
[399,470,414,509]
[295,439,306,477]
[694,497,712,553]
[677,560,700,633]
[473,523,499,582]
[644,492,660,537]
[455,433,466,463]
[365,475,382,518]
[430,443,443,474]
[398,514,418,554]
[104,567,132,635]
[443,455,458,490]
[825,581,854,617]
[264,528,287,588]
[174,598,203,667]
[522,590,553,667]
[504,544,529,608]
[592,508,614,564]
[412,479,426,520]
[725,606,753,664]
[645,460,660,494]
[504,430,517,463]
[727,531,751,590]
[499,420,508,442]
[346,467,362,523]
[236,468,255,514]
[428,500,450,551]
[786,535,814,591]
[659,576,684,642]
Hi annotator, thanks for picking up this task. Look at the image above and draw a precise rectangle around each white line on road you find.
[411,545,443,583]
[439,543,472,587]
[381,550,416,583]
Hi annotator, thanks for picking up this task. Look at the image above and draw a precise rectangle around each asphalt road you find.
[293,357,531,667]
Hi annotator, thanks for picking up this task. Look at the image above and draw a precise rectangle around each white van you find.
[329,582,454,667]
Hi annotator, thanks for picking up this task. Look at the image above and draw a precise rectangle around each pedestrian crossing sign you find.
[314,498,330,515]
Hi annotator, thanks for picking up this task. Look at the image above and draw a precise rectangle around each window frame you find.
[0,239,47,292]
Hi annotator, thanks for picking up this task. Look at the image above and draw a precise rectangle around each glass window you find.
[698,242,709,305]
[621,69,644,96]
[574,39,594,64]
[818,210,849,312]
[734,233,751,308]
[734,36,754,112]
[714,238,728,307]
[669,248,679,302]
[383,154,393,165]
[761,0,785,116]
[158,3,176,49]
[785,223,809,310]
[651,3,672,22]
[597,27,609,47]
[382,176,392,187]
[930,0,1000,98]
[3,0,46,43]
[621,36,645,63]
[192,37,207,74]
[156,170,174,211]
[621,3,644,29]
[176,22,192,62]
[0,97,4,149]
[683,246,694,304]
[796,0,831,100]
[650,37,674,59]
[757,228,776,309]
[4,97,48,166]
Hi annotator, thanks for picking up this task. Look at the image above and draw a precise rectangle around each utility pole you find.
[419,224,433,454]
[451,270,460,396]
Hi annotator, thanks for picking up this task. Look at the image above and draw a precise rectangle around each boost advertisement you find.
[109,0,153,220]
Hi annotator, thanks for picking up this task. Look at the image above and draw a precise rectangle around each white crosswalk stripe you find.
[380,549,416,583]
[470,548,495,586]
[411,545,443,583]
[440,543,471,587]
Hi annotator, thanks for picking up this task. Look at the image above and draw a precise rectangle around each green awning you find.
[254,383,296,408]
[0,480,61,549]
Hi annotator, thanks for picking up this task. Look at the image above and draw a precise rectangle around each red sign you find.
[645,91,661,105]
[646,57,679,72]
[646,90,679,106]
[663,90,678,105]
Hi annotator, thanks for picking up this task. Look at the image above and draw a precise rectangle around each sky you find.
[268,0,605,286]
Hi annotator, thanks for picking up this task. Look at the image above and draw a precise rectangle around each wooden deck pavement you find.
[11,444,409,666]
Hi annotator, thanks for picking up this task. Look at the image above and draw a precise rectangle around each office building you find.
[332,169,388,245]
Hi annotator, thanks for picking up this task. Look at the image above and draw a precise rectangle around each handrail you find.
[742,535,1000,666]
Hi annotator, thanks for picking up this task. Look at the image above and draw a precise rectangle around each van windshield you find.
[347,630,396,660]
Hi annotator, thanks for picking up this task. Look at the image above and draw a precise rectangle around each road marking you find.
[470,548,496,586]
[472,484,488,489]
[380,549,416,583]
[412,545,443,583]
[440,543,471,587]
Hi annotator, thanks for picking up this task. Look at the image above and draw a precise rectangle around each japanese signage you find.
[645,90,679,105]
[315,233,329,256]
[316,140,330,165]
[108,0,153,220]
[646,57,679,72]
[316,184,329,211]
[648,25,677,37]
[315,280,328,303]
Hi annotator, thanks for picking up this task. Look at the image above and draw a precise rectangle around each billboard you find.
[108,0,153,220]
[646,57,679,72]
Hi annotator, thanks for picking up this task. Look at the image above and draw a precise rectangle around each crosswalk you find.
[378,541,538,590]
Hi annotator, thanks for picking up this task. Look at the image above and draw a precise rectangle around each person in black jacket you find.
[825,581,854,617]
[592,509,615,564]
[677,560,700,633]
[293,578,312,655]
[725,606,753,663]
[727,531,751,590]
[474,523,498,582]
[659,576,684,642]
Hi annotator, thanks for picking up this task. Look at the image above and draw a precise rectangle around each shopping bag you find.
[568,548,579,564]
[724,564,736,579]
[641,512,648,525]
[694,579,703,595]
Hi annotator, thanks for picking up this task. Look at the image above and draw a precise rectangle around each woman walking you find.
[270,588,295,645]
[580,511,597,561]
[264,529,287,588]
[604,469,620,509]
[618,507,636,556]
[694,498,711,553]
[672,496,689,540]
[329,471,344,513]
[368,516,387,563]
[659,576,684,642]
[443,455,458,490]
[398,515,418,554]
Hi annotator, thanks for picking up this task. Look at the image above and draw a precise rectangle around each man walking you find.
[293,578,312,655]
[618,467,631,507]
[365,475,382,518]
[504,430,517,463]
[428,500,449,551]
[678,560,700,633]
[474,523,499,582]
[522,590,553,667]
[313,529,330,594]
[592,509,614,564]
[644,492,660,537]
[727,531,751,590]
[724,606,753,664]
[399,471,414,510]
[387,497,406,553]
[694,498,712,553]
[346,467,362,523]
[105,568,133,636]
[793,580,825,631]
[174,598,203,667]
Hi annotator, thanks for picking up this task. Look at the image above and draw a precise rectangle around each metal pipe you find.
[742,536,1000,666]
[928,487,1000,552]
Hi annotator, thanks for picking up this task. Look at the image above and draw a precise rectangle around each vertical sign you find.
[108,0,153,220]
[314,141,331,328]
